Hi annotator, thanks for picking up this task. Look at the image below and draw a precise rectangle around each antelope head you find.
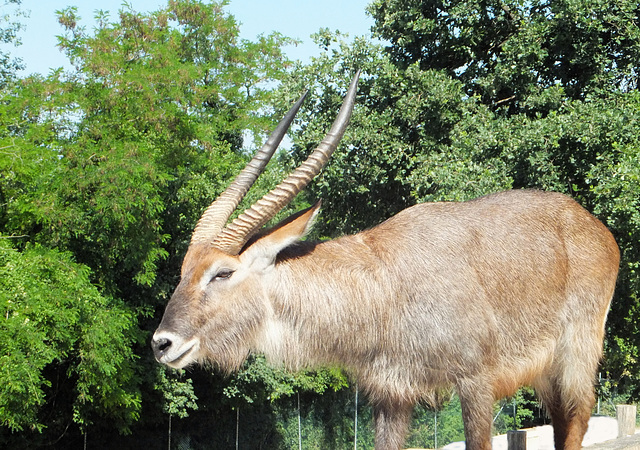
[152,72,360,371]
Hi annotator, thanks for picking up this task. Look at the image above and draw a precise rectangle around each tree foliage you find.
[0,0,25,86]
[154,367,198,419]
[33,0,295,296]
[223,355,348,407]
[369,0,640,106]
[0,0,298,445]
[3,0,640,446]
[0,241,139,433]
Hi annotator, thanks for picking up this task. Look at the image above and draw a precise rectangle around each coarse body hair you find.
[156,189,619,450]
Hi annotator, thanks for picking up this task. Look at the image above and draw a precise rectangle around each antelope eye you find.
[211,270,234,282]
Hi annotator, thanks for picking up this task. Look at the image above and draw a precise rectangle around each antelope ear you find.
[240,201,321,269]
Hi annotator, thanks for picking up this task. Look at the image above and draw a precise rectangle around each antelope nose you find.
[151,336,172,359]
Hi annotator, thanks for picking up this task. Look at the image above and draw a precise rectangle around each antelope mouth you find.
[153,334,200,369]
[164,342,198,368]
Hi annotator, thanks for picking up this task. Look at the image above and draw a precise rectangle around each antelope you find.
[152,72,620,450]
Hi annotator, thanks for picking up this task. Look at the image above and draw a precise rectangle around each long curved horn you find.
[212,70,361,254]
[190,91,308,245]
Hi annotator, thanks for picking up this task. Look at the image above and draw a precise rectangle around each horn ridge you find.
[190,90,309,245]
[213,70,361,254]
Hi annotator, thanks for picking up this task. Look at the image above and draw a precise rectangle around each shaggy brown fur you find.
[153,190,619,450]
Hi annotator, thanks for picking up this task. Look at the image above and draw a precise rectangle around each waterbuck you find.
[152,72,619,450]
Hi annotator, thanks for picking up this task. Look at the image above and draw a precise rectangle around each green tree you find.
[0,0,26,86]
[222,355,348,407]
[0,241,139,440]
[369,0,640,107]
[155,368,198,420]
[278,32,466,237]
[34,0,295,296]
[1,0,297,445]
[0,2,143,441]
[154,367,197,449]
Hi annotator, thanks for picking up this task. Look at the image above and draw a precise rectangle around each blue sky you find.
[5,0,374,76]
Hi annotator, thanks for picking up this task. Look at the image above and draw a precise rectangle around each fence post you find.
[616,404,637,438]
[507,430,526,450]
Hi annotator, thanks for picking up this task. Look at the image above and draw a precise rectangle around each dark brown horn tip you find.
[211,73,360,254]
